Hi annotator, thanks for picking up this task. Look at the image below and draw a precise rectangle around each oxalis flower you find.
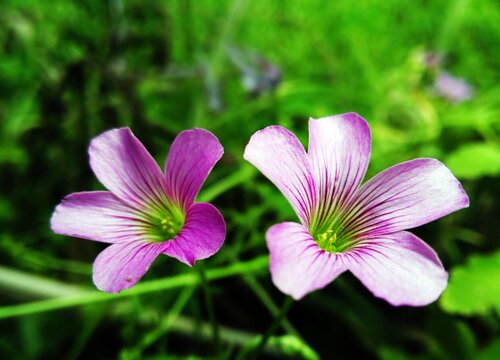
[51,128,226,293]
[244,113,469,305]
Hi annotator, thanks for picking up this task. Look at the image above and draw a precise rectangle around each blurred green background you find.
[1,0,499,359]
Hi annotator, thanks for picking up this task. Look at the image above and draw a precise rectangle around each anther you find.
[316,230,339,253]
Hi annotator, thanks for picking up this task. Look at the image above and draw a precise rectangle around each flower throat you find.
[313,223,357,253]
[150,207,184,242]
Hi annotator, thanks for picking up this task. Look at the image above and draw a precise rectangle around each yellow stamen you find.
[316,230,339,253]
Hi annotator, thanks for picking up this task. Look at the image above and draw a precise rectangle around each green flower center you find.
[313,225,357,253]
[310,201,363,253]
[316,230,338,252]
[149,207,184,242]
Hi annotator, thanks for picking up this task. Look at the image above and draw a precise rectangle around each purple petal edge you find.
[244,126,316,225]
[50,191,142,244]
[163,202,226,266]
[88,128,168,210]
[165,129,223,210]
[93,241,167,293]
[308,113,371,224]
[345,231,448,306]
[347,158,469,237]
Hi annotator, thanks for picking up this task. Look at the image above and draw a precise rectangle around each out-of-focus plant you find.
[441,251,500,315]
[1,0,499,358]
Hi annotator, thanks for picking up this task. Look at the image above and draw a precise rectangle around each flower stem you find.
[242,275,299,337]
[0,255,269,320]
[196,262,220,354]
[132,286,196,356]
[252,296,294,359]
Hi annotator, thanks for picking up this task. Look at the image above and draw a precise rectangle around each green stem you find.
[170,315,280,356]
[128,286,196,357]
[65,306,105,360]
[197,164,255,203]
[0,265,86,299]
[197,262,221,353]
[0,256,268,320]
[242,275,299,338]
[252,296,294,359]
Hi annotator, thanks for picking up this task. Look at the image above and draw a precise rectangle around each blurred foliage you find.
[477,340,500,360]
[0,0,499,359]
[445,143,500,180]
[441,251,500,316]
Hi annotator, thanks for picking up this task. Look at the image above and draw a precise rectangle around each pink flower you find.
[435,71,474,103]
[244,113,469,305]
[51,128,226,293]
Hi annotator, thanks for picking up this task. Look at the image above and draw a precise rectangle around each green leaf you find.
[477,340,500,360]
[440,251,500,315]
[445,143,500,180]
[269,335,320,360]
[237,335,319,360]
[378,347,410,360]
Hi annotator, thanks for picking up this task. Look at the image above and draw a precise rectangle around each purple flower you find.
[435,71,474,103]
[244,113,469,305]
[424,51,444,69]
[51,128,226,293]
[226,44,282,96]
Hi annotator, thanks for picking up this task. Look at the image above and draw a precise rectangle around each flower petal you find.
[89,128,168,210]
[266,222,347,300]
[93,241,166,293]
[51,191,144,243]
[163,202,226,266]
[244,126,316,225]
[165,129,223,209]
[345,158,469,237]
[345,231,448,306]
[307,113,371,230]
